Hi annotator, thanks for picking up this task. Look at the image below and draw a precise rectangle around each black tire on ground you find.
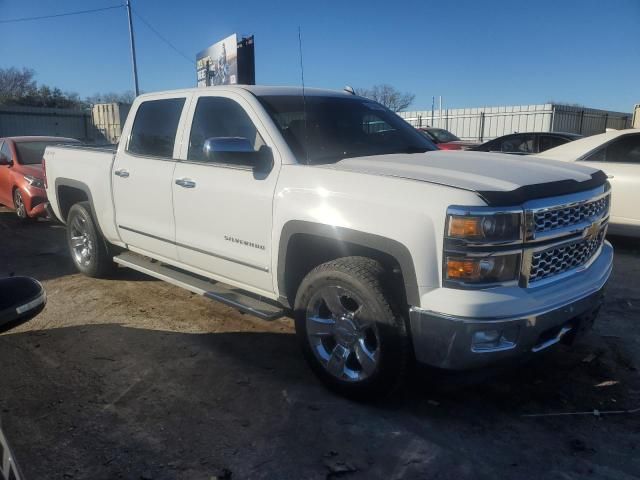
[13,189,30,220]
[66,202,117,278]
[294,256,411,399]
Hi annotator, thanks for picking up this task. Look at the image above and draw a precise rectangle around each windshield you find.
[15,140,77,165]
[258,95,437,164]
[425,128,460,143]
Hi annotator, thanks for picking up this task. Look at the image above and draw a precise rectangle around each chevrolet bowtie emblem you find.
[583,222,600,240]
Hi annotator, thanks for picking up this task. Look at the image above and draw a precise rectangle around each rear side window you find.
[585,134,640,164]
[539,135,569,152]
[128,98,186,158]
[494,134,534,153]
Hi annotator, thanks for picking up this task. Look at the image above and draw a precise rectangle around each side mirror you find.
[0,277,46,333]
[203,137,273,173]
[0,154,11,166]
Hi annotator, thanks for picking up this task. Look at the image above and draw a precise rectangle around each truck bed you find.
[44,144,120,242]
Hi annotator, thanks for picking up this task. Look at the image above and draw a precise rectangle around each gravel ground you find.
[1,207,639,480]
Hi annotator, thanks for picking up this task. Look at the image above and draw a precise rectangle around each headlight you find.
[24,175,45,188]
[444,206,524,289]
[445,254,521,285]
[447,212,521,242]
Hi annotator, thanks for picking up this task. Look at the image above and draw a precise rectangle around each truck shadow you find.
[0,322,637,479]
[0,210,155,282]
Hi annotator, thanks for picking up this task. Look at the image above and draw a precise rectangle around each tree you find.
[354,84,415,112]
[0,67,136,109]
[0,67,37,103]
[85,91,136,105]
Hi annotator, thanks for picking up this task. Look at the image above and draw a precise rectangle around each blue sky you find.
[1,0,638,112]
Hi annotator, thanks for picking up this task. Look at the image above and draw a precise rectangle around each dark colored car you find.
[417,127,481,150]
[0,136,79,219]
[471,132,583,155]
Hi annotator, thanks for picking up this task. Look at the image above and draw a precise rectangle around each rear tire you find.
[294,256,410,399]
[66,202,116,278]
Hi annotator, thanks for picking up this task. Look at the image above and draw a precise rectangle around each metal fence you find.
[0,105,103,141]
[398,104,632,141]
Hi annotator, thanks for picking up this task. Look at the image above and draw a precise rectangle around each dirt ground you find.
[0,207,639,480]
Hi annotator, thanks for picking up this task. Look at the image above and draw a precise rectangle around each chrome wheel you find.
[306,285,380,382]
[69,215,95,267]
[14,190,26,219]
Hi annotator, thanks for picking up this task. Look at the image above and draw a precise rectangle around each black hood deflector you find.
[477,170,608,207]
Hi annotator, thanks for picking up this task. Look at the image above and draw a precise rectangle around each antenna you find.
[298,26,309,164]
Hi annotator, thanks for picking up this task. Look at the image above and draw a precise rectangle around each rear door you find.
[582,133,640,226]
[171,92,280,295]
[112,94,190,260]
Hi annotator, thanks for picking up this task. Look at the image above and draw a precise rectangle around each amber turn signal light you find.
[448,216,482,238]
[446,258,481,281]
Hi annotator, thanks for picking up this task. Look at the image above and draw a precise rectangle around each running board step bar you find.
[113,251,284,320]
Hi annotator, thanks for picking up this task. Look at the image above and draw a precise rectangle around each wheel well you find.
[282,233,408,310]
[57,186,89,222]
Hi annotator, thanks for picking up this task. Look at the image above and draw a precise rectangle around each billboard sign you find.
[196,33,238,87]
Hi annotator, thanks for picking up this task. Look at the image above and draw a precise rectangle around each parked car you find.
[472,132,583,155]
[0,136,79,219]
[44,86,612,398]
[536,128,640,237]
[417,127,480,150]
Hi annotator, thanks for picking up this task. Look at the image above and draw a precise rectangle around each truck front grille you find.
[529,229,605,283]
[533,195,609,234]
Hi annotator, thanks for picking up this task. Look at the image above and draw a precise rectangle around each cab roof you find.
[136,85,355,100]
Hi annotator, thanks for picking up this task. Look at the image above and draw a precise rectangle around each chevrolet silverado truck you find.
[43,86,613,397]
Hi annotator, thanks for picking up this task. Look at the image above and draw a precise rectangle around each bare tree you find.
[354,84,415,112]
[0,67,37,103]
[85,91,136,105]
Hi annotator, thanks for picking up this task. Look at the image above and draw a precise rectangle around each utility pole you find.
[126,0,140,96]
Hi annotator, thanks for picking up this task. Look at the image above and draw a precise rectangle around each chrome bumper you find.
[409,258,611,370]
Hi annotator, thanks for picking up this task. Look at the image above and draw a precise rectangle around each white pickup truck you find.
[43,86,613,397]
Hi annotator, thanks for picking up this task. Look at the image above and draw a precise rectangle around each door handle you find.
[607,175,614,179]
[114,169,130,178]
[175,178,196,188]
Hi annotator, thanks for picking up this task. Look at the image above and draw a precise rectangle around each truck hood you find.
[324,151,607,206]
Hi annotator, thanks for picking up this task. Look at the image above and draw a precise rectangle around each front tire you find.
[294,256,410,399]
[66,202,116,278]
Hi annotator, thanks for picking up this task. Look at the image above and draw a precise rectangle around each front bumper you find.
[409,245,612,370]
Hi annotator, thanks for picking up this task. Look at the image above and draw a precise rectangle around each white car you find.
[43,86,613,397]
[537,128,640,236]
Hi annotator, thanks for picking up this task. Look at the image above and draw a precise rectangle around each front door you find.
[113,95,190,260]
[172,93,280,295]
[0,141,14,206]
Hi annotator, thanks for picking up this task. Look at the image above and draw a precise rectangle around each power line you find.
[132,8,194,65]
[0,4,124,24]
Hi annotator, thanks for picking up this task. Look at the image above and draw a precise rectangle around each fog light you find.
[471,326,519,352]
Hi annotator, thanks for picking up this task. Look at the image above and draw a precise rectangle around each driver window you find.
[188,96,265,162]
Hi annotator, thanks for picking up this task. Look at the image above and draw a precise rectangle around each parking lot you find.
[0,207,639,480]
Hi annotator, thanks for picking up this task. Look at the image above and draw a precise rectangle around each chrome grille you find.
[529,230,605,283]
[533,195,609,233]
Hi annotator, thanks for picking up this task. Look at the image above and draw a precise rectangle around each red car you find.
[417,127,480,151]
[0,136,79,219]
